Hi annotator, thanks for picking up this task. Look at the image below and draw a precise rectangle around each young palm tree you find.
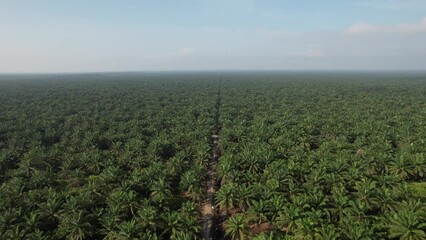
[99,216,120,240]
[386,200,426,240]
[23,211,40,235]
[84,152,104,175]
[268,195,286,218]
[0,207,22,235]
[217,155,234,185]
[375,187,396,213]
[118,219,140,239]
[177,214,200,237]
[354,178,378,211]
[315,224,341,240]
[224,214,250,240]
[387,155,414,180]
[247,200,269,224]
[216,183,236,216]
[56,211,93,240]
[412,153,426,179]
[150,177,172,205]
[387,213,426,240]
[236,184,252,212]
[265,178,281,199]
[275,205,301,234]
[293,217,317,240]
[161,211,181,239]
[121,190,139,217]
[330,190,349,221]
[179,170,202,201]
[137,206,158,232]
[339,215,372,240]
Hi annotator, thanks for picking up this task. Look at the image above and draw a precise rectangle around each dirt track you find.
[201,80,222,240]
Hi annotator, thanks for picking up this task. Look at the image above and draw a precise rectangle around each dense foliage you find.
[0,72,425,239]
[217,73,426,239]
[0,73,217,239]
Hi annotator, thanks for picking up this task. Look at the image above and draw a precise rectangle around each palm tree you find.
[412,153,426,179]
[99,216,120,240]
[345,199,368,221]
[354,178,377,211]
[293,217,316,240]
[265,178,281,199]
[217,155,234,185]
[137,206,158,232]
[386,200,426,240]
[162,211,181,239]
[248,200,269,224]
[216,183,236,216]
[330,190,349,221]
[305,187,327,209]
[194,142,210,167]
[224,214,250,240]
[375,187,395,213]
[23,211,40,235]
[177,214,200,238]
[84,150,104,174]
[342,166,361,190]
[18,147,44,177]
[387,213,426,240]
[180,201,197,216]
[269,195,286,219]
[118,219,140,239]
[275,205,301,234]
[120,190,139,216]
[387,154,414,180]
[236,184,252,212]
[150,177,172,205]
[315,224,341,240]
[56,211,93,240]
[339,215,372,240]
[179,170,202,201]
[0,207,22,235]
[399,199,425,214]
[374,174,398,189]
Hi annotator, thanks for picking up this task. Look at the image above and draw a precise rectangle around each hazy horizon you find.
[1,0,426,73]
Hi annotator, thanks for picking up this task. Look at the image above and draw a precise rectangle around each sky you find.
[1,0,426,73]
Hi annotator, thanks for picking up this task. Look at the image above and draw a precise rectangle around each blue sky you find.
[1,0,426,72]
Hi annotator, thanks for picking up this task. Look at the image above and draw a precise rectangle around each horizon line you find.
[1,69,426,75]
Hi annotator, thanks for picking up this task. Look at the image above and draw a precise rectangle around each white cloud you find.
[345,22,383,35]
[346,17,426,35]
